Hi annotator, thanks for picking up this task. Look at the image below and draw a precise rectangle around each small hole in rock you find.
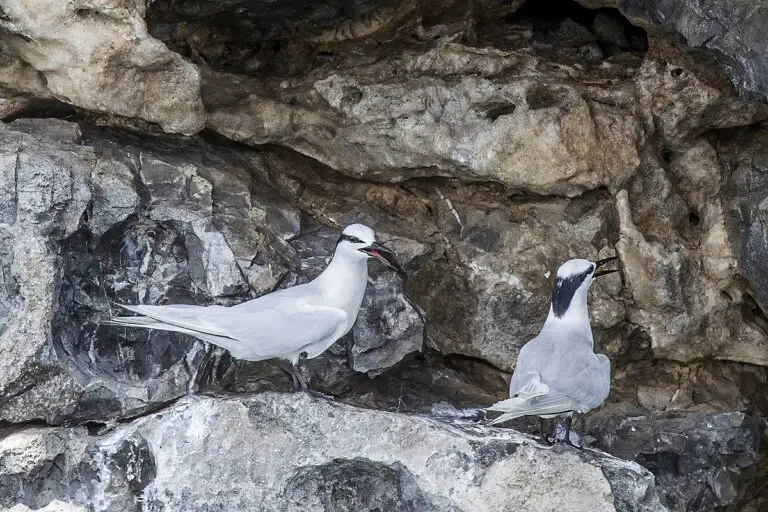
[661,148,673,164]
[670,68,683,77]
[86,421,107,436]
[742,294,768,335]
[480,102,517,121]
[74,8,99,18]
[688,211,700,226]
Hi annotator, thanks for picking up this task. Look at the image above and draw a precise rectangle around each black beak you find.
[359,241,406,279]
[594,256,619,278]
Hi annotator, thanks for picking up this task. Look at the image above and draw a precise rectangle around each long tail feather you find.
[487,394,578,425]
[101,316,197,333]
[101,311,250,358]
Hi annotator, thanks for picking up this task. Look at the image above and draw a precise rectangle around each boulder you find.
[0,393,668,512]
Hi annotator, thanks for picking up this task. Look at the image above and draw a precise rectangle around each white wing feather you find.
[107,284,349,361]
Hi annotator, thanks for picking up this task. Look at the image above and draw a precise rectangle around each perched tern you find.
[104,224,406,391]
[486,257,619,446]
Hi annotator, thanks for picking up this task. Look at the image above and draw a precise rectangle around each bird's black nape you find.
[550,269,591,318]
[337,233,364,245]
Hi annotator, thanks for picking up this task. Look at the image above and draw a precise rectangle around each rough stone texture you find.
[1,1,768,510]
[721,127,768,316]
[595,0,768,98]
[0,0,204,134]
[0,119,425,424]
[9,502,88,512]
[0,393,667,512]
[204,50,643,196]
[591,409,760,512]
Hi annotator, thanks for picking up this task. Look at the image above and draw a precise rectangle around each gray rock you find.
[0,393,668,512]
[8,502,88,512]
[351,272,423,376]
[591,409,760,511]
[607,0,768,98]
[0,120,308,424]
[206,56,643,196]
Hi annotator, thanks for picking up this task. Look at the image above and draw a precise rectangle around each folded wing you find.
[487,333,611,423]
[106,291,349,361]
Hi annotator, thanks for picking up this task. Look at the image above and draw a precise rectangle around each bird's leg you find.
[277,357,334,400]
[539,418,554,445]
[187,343,214,394]
[292,363,309,392]
[296,354,336,400]
[289,368,300,390]
[563,415,583,449]
[275,360,306,392]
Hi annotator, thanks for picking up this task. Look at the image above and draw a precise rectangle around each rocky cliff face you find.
[0,0,767,511]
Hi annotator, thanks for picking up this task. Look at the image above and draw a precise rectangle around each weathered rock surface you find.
[591,0,768,98]
[0,0,768,510]
[0,0,204,134]
[0,393,667,512]
[591,408,761,511]
[0,119,425,424]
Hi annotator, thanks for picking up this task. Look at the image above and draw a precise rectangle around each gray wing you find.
[508,334,554,397]
[537,339,611,411]
[111,285,349,361]
[494,332,610,420]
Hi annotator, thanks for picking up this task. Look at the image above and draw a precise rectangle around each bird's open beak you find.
[594,256,620,278]
[359,241,406,278]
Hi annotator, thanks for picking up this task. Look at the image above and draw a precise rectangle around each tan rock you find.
[0,0,204,134]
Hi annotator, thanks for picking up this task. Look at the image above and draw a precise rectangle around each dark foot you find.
[539,418,554,445]
[291,364,309,392]
[277,361,309,392]
[562,416,583,449]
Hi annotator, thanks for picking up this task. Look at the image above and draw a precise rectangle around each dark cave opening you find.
[506,0,648,53]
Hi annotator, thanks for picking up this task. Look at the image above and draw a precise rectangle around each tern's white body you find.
[488,259,612,424]
[106,224,388,366]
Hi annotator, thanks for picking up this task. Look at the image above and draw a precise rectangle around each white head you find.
[547,256,618,325]
[334,223,406,277]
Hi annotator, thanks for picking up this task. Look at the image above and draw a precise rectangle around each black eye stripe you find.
[337,234,365,245]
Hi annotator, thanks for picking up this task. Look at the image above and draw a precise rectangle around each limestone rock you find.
[0,120,305,424]
[0,118,436,423]
[8,502,88,512]
[205,47,643,195]
[0,0,204,134]
[0,393,667,512]
[603,0,768,98]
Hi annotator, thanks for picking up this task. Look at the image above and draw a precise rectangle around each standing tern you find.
[104,224,406,391]
[486,257,619,446]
